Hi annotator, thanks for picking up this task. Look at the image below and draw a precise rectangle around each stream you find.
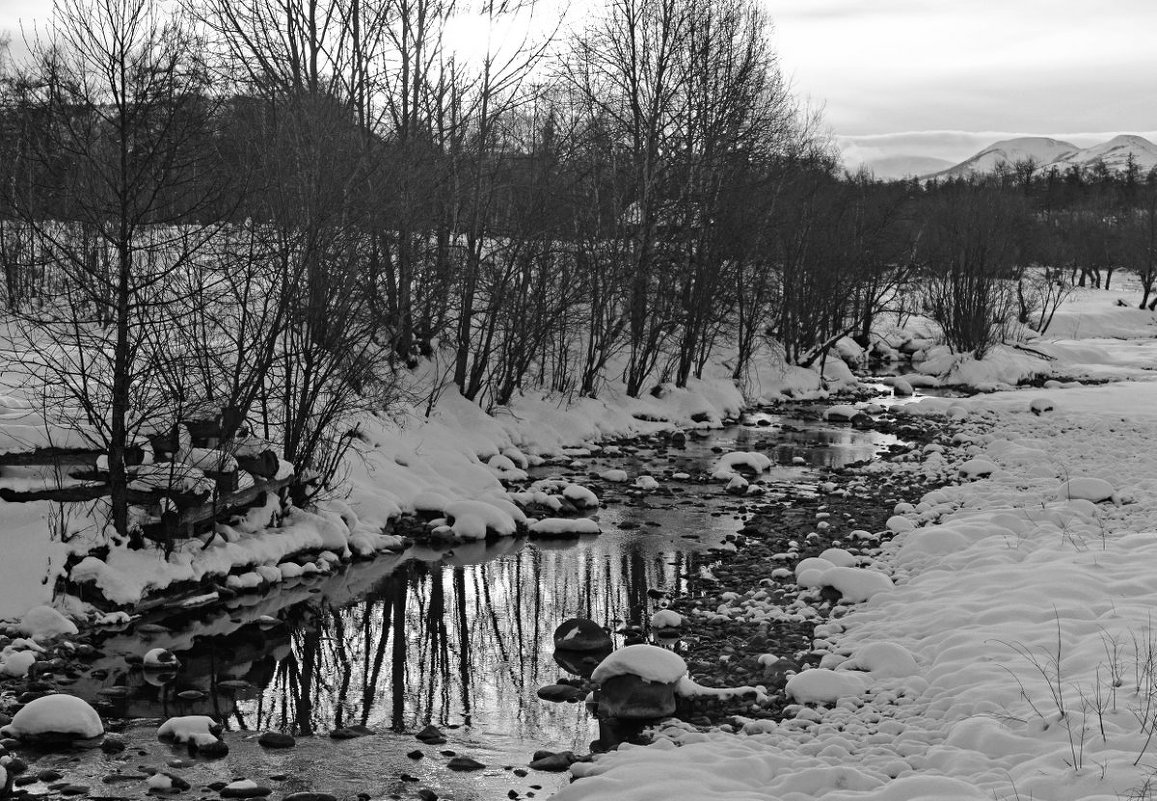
[19,410,903,801]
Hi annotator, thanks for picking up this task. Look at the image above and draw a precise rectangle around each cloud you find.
[767,0,1157,137]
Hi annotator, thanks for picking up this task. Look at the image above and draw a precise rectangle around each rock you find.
[528,752,573,772]
[59,784,89,795]
[415,725,446,744]
[552,619,612,652]
[283,794,338,801]
[257,732,295,749]
[220,779,272,798]
[100,734,126,754]
[329,725,373,739]
[190,738,229,758]
[417,790,438,801]
[406,750,424,760]
[596,674,677,719]
[37,770,63,783]
[143,648,180,669]
[552,648,610,679]
[446,756,485,771]
[535,684,586,703]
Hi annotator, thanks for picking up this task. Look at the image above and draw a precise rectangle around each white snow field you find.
[553,284,1157,799]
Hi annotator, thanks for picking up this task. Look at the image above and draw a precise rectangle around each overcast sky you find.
[4,0,1155,168]
[765,0,1157,167]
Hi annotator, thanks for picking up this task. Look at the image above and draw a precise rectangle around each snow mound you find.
[592,645,687,685]
[1,694,104,740]
[817,566,894,603]
[17,606,78,639]
[529,518,601,536]
[844,642,920,678]
[958,458,997,479]
[817,547,856,567]
[822,404,861,422]
[444,499,522,540]
[785,669,867,705]
[157,715,220,746]
[563,483,600,509]
[1057,476,1117,503]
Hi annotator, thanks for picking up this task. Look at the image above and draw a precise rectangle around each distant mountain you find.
[929,134,1157,180]
[1047,134,1157,174]
[931,137,1080,180]
[857,155,955,180]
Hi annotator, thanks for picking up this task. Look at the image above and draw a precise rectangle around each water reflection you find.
[235,531,702,751]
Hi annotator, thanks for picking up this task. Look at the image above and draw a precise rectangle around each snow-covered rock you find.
[1,694,104,742]
[816,566,894,603]
[157,715,221,747]
[529,517,601,537]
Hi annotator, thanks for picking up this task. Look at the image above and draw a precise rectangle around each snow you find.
[529,517,601,536]
[17,605,78,639]
[650,609,682,629]
[712,451,773,478]
[1,694,104,740]
[156,715,219,745]
[591,645,688,685]
[562,483,600,509]
[815,566,894,603]
[784,669,868,705]
[1057,476,1117,503]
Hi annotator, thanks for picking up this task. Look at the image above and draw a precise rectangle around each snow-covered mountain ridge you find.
[931,134,1157,180]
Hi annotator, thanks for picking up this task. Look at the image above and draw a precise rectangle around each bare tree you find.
[6,0,223,537]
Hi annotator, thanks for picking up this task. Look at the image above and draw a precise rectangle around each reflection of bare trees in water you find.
[235,542,699,738]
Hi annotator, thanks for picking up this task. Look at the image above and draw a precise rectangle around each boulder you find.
[553,619,612,652]
[596,674,676,720]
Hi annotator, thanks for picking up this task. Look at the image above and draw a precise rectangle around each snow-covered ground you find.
[548,285,1157,798]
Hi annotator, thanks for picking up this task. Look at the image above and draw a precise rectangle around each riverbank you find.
[554,378,1157,801]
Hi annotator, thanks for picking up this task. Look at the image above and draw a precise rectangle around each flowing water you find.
[31,412,900,801]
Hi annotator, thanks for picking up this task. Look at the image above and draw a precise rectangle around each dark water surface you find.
[39,413,899,801]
